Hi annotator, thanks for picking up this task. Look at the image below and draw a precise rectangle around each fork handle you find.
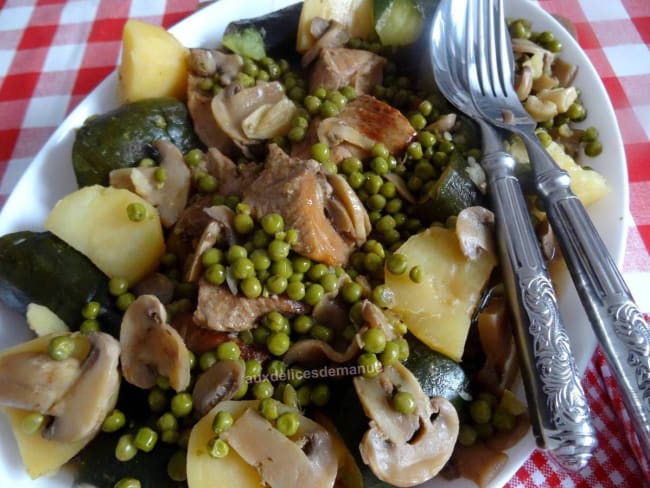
[521,130,650,456]
[482,144,596,471]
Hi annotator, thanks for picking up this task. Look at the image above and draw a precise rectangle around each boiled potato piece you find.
[297,0,374,53]
[0,334,89,479]
[26,303,69,337]
[386,226,496,361]
[118,19,188,103]
[508,138,609,207]
[44,185,165,285]
[187,400,264,488]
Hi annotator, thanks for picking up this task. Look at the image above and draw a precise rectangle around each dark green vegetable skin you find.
[72,97,200,187]
[327,335,469,488]
[0,231,121,336]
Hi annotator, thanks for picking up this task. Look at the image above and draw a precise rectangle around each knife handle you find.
[481,142,597,472]
[520,129,650,457]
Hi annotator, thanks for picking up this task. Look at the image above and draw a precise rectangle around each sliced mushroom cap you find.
[354,362,459,487]
[455,206,496,260]
[0,351,81,413]
[185,221,221,283]
[43,332,121,443]
[109,140,191,227]
[326,173,371,246]
[192,359,245,416]
[515,64,534,101]
[120,294,191,392]
[222,407,337,488]
[283,338,361,366]
[302,18,350,66]
[361,300,397,340]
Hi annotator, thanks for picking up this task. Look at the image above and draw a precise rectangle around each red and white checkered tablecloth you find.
[0,0,649,487]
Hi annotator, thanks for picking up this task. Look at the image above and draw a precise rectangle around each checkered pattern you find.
[0,0,649,486]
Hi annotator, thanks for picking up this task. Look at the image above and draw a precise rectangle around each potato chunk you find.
[118,19,188,102]
[44,185,165,285]
[386,226,496,361]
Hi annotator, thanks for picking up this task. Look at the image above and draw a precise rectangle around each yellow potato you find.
[118,19,188,102]
[0,335,89,479]
[44,185,165,285]
[386,226,496,361]
[297,0,374,53]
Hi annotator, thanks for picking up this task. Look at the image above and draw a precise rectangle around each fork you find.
[431,0,595,472]
[467,0,650,460]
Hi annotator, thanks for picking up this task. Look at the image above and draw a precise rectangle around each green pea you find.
[386,253,408,275]
[409,265,424,283]
[292,256,311,274]
[81,302,102,320]
[48,335,75,361]
[304,95,322,114]
[201,248,223,267]
[114,477,141,488]
[546,38,562,53]
[364,252,383,273]
[243,359,262,380]
[310,383,330,407]
[268,239,291,260]
[341,281,363,303]
[212,410,234,433]
[385,198,402,214]
[328,91,348,109]
[358,352,382,378]
[271,258,293,278]
[185,148,204,166]
[102,409,126,433]
[364,173,383,194]
[208,437,230,458]
[203,263,225,286]
[198,351,216,371]
[233,213,254,235]
[156,412,178,432]
[286,281,306,301]
[347,171,366,189]
[379,181,396,199]
[126,202,147,222]
[312,86,327,99]
[233,381,249,400]
[217,341,241,361]
[147,387,168,412]
[230,257,254,280]
[153,166,167,183]
[320,272,339,292]
[252,379,274,400]
[266,275,288,295]
[170,392,193,418]
[582,126,599,142]
[380,341,401,365]
[341,157,362,175]
[115,434,138,462]
[292,315,313,334]
[267,332,291,356]
[258,397,279,420]
[134,427,158,452]
[392,391,416,414]
[364,239,385,257]
[319,100,339,118]
[241,277,262,298]
[307,263,328,281]
[267,359,287,378]
[304,283,325,306]
[226,245,247,263]
[510,19,530,39]
[80,318,100,333]
[167,450,187,482]
[362,328,386,354]
[458,424,478,446]
[116,292,135,311]
[311,142,330,163]
[109,277,129,296]
[310,324,333,343]
[396,337,410,361]
[21,412,46,435]
[585,140,603,157]
[276,412,300,437]
[296,384,312,407]
[367,193,386,211]
[409,113,427,130]
[470,398,493,425]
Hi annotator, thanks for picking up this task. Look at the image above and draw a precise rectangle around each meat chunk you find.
[194,280,308,332]
[315,95,416,163]
[206,147,261,197]
[243,145,369,266]
[310,48,386,95]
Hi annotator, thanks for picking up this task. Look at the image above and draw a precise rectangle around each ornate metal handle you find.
[520,129,650,457]
[480,123,596,471]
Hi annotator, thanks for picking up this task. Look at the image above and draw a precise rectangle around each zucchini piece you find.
[0,231,121,336]
[426,154,484,223]
[373,0,424,46]
[222,27,266,61]
[72,98,200,187]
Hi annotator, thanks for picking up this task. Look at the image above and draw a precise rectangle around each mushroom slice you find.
[326,173,371,245]
[455,206,496,260]
[43,332,121,443]
[109,140,191,228]
[0,351,81,413]
[361,300,397,340]
[185,221,221,283]
[120,294,191,392]
[283,338,361,366]
[222,408,337,488]
[192,359,245,416]
[354,362,459,487]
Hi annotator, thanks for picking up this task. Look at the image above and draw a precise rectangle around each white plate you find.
[0,0,627,486]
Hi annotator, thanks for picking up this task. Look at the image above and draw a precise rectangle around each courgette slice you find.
[373,0,424,46]
[222,27,266,61]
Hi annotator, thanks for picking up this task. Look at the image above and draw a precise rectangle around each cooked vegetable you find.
[222,26,266,61]
[297,0,374,53]
[26,303,69,337]
[386,225,497,361]
[45,185,165,285]
[373,0,424,46]
[0,231,120,334]
[118,20,188,103]
[72,98,199,187]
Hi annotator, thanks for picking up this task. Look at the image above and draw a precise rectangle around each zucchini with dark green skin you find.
[72,97,200,187]
[0,231,121,335]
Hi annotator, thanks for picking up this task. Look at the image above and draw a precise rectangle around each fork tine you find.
[491,0,515,93]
